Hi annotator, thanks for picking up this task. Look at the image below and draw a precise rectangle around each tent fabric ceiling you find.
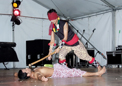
[33,0,122,19]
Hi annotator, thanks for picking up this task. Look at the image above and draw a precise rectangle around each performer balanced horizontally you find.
[47,9,102,71]
[15,63,106,82]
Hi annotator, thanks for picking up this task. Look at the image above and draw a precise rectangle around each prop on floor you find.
[44,64,53,68]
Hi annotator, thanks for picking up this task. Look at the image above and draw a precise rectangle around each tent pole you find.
[12,0,16,68]
[101,0,116,51]
[12,22,16,68]
[12,22,15,42]
[101,0,115,10]
[112,10,116,51]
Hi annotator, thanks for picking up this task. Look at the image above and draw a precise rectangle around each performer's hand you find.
[14,72,18,77]
[41,76,48,82]
[55,47,60,54]
[48,55,52,60]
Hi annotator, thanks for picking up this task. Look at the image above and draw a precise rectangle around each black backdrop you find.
[26,39,52,66]
[0,47,18,62]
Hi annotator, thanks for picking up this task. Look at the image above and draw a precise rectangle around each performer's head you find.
[18,68,31,80]
[47,9,58,24]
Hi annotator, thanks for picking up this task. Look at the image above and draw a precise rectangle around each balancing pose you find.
[15,63,106,82]
[47,9,101,71]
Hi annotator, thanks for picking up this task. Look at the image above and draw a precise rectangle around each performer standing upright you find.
[47,9,101,71]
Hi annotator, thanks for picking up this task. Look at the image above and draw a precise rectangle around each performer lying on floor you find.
[14,63,106,82]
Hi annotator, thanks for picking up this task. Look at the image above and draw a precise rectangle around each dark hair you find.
[47,9,57,15]
[18,70,30,80]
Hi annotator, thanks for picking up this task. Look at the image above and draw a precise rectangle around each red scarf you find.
[49,22,53,35]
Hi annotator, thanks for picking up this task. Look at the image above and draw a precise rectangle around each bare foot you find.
[98,66,102,72]
[97,66,106,77]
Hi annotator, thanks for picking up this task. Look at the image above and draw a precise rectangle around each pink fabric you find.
[51,63,86,78]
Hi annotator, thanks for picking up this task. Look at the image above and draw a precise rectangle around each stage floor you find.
[0,67,122,86]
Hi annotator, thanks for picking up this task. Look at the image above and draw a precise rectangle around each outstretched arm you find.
[48,31,55,60]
